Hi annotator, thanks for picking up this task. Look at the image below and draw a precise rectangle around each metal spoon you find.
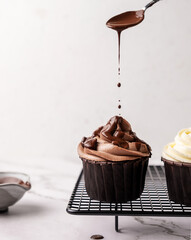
[143,0,161,11]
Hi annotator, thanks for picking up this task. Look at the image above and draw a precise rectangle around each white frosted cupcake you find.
[162,128,191,206]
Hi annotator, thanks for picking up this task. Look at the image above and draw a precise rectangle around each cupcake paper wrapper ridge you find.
[162,157,191,206]
[81,157,149,203]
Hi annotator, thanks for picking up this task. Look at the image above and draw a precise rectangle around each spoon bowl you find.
[106,10,144,31]
[106,0,161,31]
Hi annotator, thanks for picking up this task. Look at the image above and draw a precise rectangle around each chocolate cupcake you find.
[77,116,151,203]
[162,128,191,206]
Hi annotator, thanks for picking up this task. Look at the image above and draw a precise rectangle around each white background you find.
[0,0,191,164]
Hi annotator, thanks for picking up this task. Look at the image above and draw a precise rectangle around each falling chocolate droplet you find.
[118,105,121,109]
[90,234,104,239]
[117,82,121,87]
[118,67,120,75]
[118,100,120,102]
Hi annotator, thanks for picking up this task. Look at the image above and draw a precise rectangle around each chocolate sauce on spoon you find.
[106,10,145,32]
[106,0,161,114]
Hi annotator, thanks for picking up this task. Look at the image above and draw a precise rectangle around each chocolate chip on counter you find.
[90,234,104,239]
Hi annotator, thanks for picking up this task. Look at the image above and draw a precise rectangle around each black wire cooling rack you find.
[66,166,191,232]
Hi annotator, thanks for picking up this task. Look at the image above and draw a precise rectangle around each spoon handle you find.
[144,0,161,11]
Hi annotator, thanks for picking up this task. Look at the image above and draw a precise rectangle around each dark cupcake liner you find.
[81,157,149,203]
[162,157,191,206]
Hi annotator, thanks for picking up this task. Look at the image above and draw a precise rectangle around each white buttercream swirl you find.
[162,128,191,163]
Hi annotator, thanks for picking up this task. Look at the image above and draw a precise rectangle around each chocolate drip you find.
[117,31,121,76]
[106,10,145,69]
[106,10,145,114]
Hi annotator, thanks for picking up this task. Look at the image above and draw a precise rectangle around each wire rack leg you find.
[115,216,119,232]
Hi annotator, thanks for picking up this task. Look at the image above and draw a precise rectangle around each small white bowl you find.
[0,172,31,212]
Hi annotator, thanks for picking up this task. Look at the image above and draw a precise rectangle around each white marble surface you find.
[0,158,190,240]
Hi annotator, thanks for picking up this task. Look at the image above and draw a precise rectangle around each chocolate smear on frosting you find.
[82,137,97,150]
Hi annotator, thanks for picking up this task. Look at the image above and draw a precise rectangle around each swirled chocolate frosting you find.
[78,116,151,162]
